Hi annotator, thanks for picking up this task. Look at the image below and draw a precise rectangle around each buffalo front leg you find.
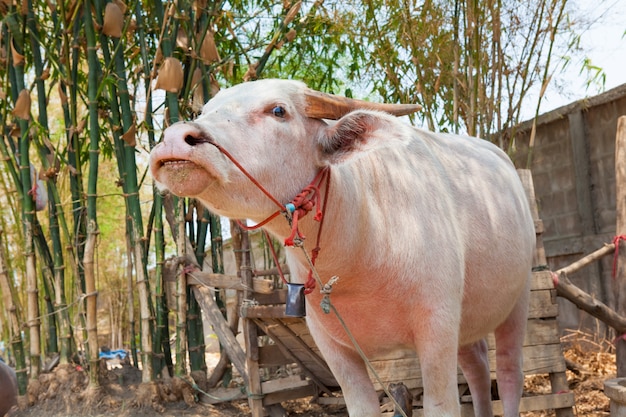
[458,339,494,417]
[416,321,463,417]
[323,344,381,416]
[306,317,381,416]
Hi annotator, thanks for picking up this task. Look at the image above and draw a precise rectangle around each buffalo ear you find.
[318,111,386,164]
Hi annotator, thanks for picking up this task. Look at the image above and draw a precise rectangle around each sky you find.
[531,0,626,119]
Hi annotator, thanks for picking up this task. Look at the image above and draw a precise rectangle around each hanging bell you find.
[285,283,306,317]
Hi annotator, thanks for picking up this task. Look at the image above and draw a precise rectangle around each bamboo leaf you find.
[155,57,184,93]
[199,30,220,63]
[122,121,136,147]
[13,89,31,120]
[11,39,25,66]
[103,2,124,38]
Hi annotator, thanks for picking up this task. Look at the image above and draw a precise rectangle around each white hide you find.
[150,79,535,417]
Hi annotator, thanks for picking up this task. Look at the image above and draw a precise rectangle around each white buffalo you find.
[150,79,535,417]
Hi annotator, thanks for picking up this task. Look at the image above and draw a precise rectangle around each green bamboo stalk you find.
[0,226,27,397]
[50,0,80,365]
[134,0,168,375]
[107,22,155,385]
[26,0,61,357]
[188,207,209,373]
[83,0,101,388]
[7,4,43,380]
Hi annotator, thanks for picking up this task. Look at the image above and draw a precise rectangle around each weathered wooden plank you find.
[528,289,559,319]
[367,343,566,391]
[486,318,561,348]
[242,305,286,318]
[255,319,336,386]
[404,392,576,416]
[254,289,288,305]
[187,271,274,294]
[262,379,318,406]
[255,320,336,391]
[193,286,248,381]
[531,270,555,290]
[259,344,292,367]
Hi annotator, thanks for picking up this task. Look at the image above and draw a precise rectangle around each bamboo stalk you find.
[0,225,27,396]
[175,198,188,376]
[83,0,101,388]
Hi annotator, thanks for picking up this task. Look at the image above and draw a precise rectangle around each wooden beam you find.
[553,270,626,335]
[192,286,248,381]
[187,271,274,294]
[556,242,615,276]
[615,115,626,376]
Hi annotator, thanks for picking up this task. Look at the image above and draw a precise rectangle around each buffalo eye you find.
[272,106,286,118]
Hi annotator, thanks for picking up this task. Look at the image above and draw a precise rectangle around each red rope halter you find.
[206,138,330,294]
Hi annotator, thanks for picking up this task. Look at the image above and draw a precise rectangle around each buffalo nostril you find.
[185,134,212,146]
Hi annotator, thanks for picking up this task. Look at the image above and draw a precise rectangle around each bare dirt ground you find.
[7,342,614,417]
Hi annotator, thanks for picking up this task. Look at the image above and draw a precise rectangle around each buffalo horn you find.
[304,89,422,120]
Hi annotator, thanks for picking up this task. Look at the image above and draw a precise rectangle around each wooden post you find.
[519,169,575,417]
[615,116,626,377]
[233,223,264,417]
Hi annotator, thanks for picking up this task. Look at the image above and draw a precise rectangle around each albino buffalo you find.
[150,79,535,417]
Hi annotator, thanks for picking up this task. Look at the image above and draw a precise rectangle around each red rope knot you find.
[284,168,329,247]
[612,235,626,278]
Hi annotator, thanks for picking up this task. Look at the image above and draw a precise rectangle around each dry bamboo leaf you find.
[127,18,137,35]
[191,68,204,112]
[176,28,189,50]
[11,39,24,66]
[122,122,136,147]
[10,124,21,137]
[40,67,50,81]
[0,88,5,100]
[283,1,301,26]
[19,0,27,15]
[243,64,257,82]
[285,28,297,42]
[76,118,86,134]
[46,0,56,13]
[13,89,31,120]
[199,30,220,63]
[209,73,220,97]
[155,57,184,93]
[102,2,124,38]
[57,83,68,105]
[113,0,127,14]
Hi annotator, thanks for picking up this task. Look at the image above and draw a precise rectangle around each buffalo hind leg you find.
[458,339,493,417]
[494,277,531,417]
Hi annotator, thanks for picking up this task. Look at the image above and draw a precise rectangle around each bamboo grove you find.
[0,0,586,403]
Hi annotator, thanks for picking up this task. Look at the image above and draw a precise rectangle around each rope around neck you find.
[204,138,410,417]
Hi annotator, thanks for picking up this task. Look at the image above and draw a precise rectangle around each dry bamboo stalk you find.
[175,198,187,376]
[24,220,40,379]
[83,220,99,385]
[134,228,153,382]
